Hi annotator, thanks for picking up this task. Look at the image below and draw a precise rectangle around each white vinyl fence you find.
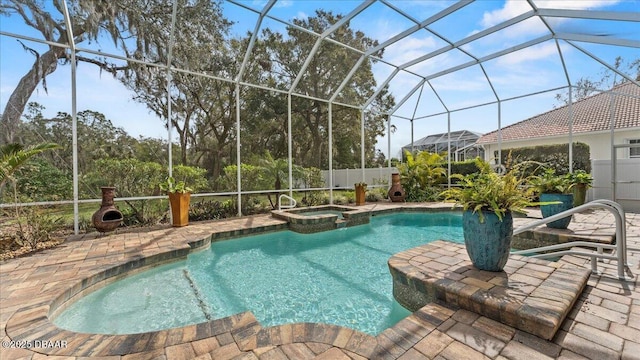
[320,167,399,189]
[592,158,640,212]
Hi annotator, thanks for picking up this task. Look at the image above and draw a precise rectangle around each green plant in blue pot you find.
[529,168,573,229]
[441,159,535,271]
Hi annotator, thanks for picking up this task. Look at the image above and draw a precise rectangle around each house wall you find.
[479,129,640,212]
[481,128,640,162]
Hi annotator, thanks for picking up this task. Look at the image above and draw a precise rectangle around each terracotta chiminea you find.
[92,187,124,233]
[388,173,406,202]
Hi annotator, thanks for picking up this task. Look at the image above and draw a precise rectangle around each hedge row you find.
[494,142,591,175]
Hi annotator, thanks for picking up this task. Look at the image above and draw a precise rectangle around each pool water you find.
[298,210,345,218]
[54,212,463,335]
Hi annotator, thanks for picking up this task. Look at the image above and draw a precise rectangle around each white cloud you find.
[384,36,438,66]
[481,1,532,28]
[481,0,620,28]
[369,18,400,43]
[496,41,559,66]
[478,0,621,41]
[533,0,620,10]
[275,0,293,8]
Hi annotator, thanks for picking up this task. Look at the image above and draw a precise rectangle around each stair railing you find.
[278,194,297,210]
[511,199,629,279]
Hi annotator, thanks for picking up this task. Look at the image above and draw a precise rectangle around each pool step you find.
[335,219,348,229]
[388,240,590,340]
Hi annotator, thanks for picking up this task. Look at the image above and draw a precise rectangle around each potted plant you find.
[529,169,573,229]
[354,182,367,206]
[441,159,535,271]
[567,170,593,207]
[160,176,192,227]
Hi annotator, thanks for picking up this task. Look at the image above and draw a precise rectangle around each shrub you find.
[449,159,482,179]
[333,194,349,205]
[366,189,385,202]
[218,164,262,191]
[304,167,325,188]
[189,200,232,221]
[83,158,164,197]
[14,207,64,250]
[399,150,447,202]
[14,159,72,201]
[495,142,590,174]
[405,186,441,202]
[171,165,209,192]
[300,190,328,206]
[119,200,166,226]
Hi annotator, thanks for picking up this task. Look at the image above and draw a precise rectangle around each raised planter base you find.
[388,240,590,340]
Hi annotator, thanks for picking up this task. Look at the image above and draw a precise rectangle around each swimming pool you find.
[53,212,463,335]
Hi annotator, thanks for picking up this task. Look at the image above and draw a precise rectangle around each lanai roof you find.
[402,130,482,149]
[477,81,640,144]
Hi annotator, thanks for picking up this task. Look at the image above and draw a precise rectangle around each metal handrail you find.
[512,199,629,279]
[278,194,297,210]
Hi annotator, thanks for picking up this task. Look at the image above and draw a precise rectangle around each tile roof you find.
[476,82,640,144]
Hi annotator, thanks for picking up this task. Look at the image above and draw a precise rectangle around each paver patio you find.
[1,203,638,359]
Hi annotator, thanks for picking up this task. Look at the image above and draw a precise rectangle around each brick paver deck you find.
[1,203,638,359]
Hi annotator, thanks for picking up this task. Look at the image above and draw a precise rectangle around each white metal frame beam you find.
[555,33,640,48]
[537,8,640,22]
[331,0,473,103]
[288,0,374,95]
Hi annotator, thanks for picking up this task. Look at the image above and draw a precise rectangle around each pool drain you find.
[182,269,213,320]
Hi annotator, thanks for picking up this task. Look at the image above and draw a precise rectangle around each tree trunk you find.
[1,47,65,144]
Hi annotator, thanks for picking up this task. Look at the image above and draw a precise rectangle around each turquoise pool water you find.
[54,212,463,335]
[299,210,345,218]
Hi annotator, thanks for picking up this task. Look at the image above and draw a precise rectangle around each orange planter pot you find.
[355,186,366,206]
[168,192,191,227]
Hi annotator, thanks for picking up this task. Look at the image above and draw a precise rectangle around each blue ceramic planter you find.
[540,193,574,229]
[462,210,513,272]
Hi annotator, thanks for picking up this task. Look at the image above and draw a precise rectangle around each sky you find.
[1,0,639,160]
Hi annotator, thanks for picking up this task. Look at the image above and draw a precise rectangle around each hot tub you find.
[271,205,370,233]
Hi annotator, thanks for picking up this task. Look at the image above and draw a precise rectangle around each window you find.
[630,139,640,158]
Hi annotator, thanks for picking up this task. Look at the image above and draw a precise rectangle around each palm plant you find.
[398,150,447,201]
[1,142,60,248]
[257,151,303,209]
[1,142,60,193]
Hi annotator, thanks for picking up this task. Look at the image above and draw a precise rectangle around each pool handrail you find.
[511,199,630,280]
[278,194,297,210]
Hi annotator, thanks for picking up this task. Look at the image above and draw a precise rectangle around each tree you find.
[555,56,640,105]
[257,10,395,169]
[115,5,243,192]
[16,104,139,192]
[0,0,230,145]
